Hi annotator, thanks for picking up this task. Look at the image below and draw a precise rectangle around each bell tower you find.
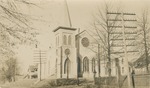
[53,26,77,78]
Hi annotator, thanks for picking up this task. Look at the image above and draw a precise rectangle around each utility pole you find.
[115,58,121,88]
[93,22,101,77]
[143,28,149,73]
[77,28,80,86]
[98,44,100,77]
[39,50,41,81]
[60,46,63,78]
[107,12,137,88]
[55,58,57,78]
[121,12,131,88]
[34,49,46,81]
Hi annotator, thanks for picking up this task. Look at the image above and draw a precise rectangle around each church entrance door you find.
[64,58,70,79]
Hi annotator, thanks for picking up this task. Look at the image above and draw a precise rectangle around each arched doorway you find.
[64,58,70,78]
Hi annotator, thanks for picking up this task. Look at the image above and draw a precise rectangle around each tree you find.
[0,0,38,82]
[137,9,150,73]
[0,0,37,50]
[89,2,121,77]
[1,58,18,82]
[89,2,138,88]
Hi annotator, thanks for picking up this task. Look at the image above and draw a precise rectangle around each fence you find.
[134,74,150,88]
[95,74,150,88]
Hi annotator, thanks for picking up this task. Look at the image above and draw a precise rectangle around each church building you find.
[51,26,128,79]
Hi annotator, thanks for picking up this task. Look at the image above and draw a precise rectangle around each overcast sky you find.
[16,0,150,74]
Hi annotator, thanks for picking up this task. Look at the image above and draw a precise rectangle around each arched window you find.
[122,67,124,74]
[122,59,124,64]
[83,57,89,72]
[92,58,95,72]
[68,35,71,45]
[58,36,59,46]
[56,37,57,46]
[64,58,70,74]
[63,35,67,45]
[105,67,108,75]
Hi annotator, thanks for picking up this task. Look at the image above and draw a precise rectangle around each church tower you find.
[53,26,77,78]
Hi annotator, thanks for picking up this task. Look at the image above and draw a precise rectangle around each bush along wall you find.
[95,76,129,88]
[56,78,78,86]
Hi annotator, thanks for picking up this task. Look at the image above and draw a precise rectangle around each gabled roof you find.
[76,30,99,44]
[53,26,77,32]
[133,54,150,68]
[75,30,86,36]
[28,65,38,71]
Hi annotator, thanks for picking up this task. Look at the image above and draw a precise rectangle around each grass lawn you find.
[32,79,99,88]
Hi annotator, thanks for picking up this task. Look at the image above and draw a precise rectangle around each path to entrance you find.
[1,79,37,88]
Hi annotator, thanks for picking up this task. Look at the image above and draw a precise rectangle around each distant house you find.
[27,65,38,79]
[133,54,150,74]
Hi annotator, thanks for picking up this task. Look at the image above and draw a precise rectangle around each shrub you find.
[84,84,99,88]
[32,79,57,88]
[49,80,57,87]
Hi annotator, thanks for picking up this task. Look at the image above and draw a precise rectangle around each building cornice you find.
[53,26,77,32]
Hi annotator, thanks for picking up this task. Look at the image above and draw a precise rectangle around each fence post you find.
[115,58,121,88]
[93,69,96,84]
[131,70,135,88]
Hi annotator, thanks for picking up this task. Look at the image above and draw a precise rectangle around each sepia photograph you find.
[0,0,150,88]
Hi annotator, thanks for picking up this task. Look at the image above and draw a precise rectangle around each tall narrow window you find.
[105,67,108,75]
[63,35,67,45]
[83,57,89,72]
[58,36,59,46]
[92,58,95,72]
[56,37,57,46]
[48,60,50,74]
[68,35,71,45]
[122,67,124,74]
[122,59,124,64]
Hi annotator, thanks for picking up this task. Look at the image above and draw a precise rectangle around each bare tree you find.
[1,57,18,82]
[137,9,150,73]
[88,2,121,77]
[0,0,39,82]
[0,0,38,49]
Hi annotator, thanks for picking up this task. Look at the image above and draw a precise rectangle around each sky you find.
[16,0,150,74]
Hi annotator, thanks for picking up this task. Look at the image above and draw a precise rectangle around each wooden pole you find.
[143,27,149,73]
[107,11,136,88]
[77,28,80,85]
[60,46,62,78]
[116,58,121,88]
[98,44,100,77]
[40,50,42,81]
[121,13,132,88]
